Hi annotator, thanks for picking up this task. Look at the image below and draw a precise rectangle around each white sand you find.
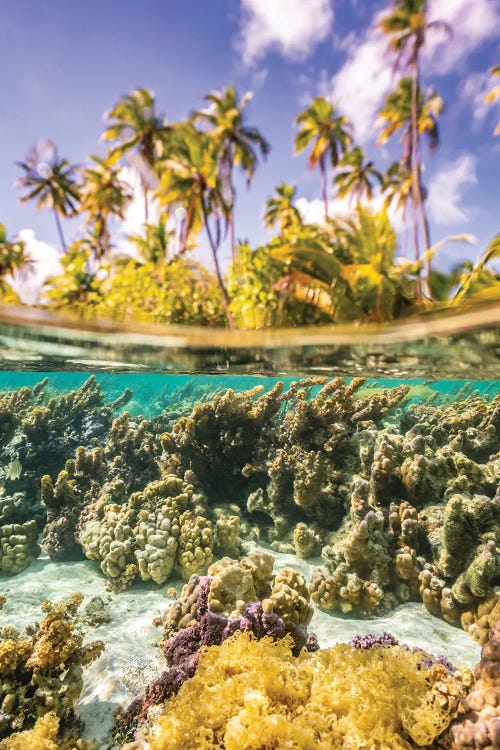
[0,550,480,749]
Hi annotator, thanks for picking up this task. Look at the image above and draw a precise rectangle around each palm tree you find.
[485,65,500,136]
[0,224,28,277]
[272,207,415,322]
[294,97,352,221]
[157,124,234,328]
[79,155,132,259]
[263,183,303,235]
[102,88,170,221]
[376,77,444,293]
[334,147,383,204]
[45,238,102,309]
[16,140,80,252]
[453,233,500,303]
[376,78,444,156]
[192,85,270,258]
[128,213,175,264]
[380,0,451,297]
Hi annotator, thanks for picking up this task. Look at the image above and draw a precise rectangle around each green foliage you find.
[271,207,418,322]
[0,224,27,306]
[11,81,500,328]
[128,214,175,264]
[263,183,303,235]
[227,242,327,328]
[44,241,103,312]
[0,224,27,277]
[94,257,225,325]
[46,244,225,325]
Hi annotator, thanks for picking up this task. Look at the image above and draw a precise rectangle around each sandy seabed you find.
[0,549,481,749]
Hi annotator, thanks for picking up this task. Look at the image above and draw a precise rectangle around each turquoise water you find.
[0,310,499,748]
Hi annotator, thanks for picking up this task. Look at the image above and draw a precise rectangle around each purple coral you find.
[119,573,318,731]
[349,631,399,649]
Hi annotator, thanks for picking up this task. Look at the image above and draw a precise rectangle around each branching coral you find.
[141,631,470,750]
[0,594,103,740]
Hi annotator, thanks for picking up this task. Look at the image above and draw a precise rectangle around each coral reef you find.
[446,621,500,750]
[0,377,135,570]
[0,712,95,750]
[0,594,103,740]
[78,474,212,590]
[117,552,317,742]
[1,376,497,643]
[0,492,40,574]
[137,631,471,750]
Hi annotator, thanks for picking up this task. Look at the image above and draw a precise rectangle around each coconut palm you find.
[16,140,80,253]
[79,155,132,259]
[193,85,270,257]
[377,78,444,157]
[377,77,444,293]
[0,224,28,277]
[102,88,170,221]
[128,213,175,264]
[379,0,451,298]
[294,97,352,221]
[263,183,303,235]
[453,233,500,303]
[334,147,383,204]
[157,124,234,328]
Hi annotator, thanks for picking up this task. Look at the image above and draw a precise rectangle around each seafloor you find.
[0,373,498,749]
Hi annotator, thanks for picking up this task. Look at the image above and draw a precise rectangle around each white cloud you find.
[326,29,392,143]
[296,191,405,231]
[425,0,500,75]
[237,0,334,66]
[8,230,62,305]
[119,166,160,241]
[427,154,477,226]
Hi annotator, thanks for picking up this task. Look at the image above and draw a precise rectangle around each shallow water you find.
[0,305,498,748]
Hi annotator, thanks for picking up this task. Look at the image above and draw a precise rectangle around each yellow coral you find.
[0,712,59,749]
[146,632,469,750]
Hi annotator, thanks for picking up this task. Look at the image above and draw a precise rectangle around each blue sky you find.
[1,0,499,281]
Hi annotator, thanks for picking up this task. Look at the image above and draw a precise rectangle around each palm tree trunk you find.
[410,56,423,302]
[229,213,236,260]
[418,193,433,299]
[54,209,67,253]
[321,155,329,222]
[229,161,236,260]
[201,199,235,330]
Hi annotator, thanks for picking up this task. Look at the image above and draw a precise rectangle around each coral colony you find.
[0,376,498,748]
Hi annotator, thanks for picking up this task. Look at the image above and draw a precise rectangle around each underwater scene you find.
[0,336,498,750]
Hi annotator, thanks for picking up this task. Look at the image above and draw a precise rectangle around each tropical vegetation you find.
[2,2,498,328]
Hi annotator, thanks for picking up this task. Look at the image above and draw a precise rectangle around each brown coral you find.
[447,621,500,750]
